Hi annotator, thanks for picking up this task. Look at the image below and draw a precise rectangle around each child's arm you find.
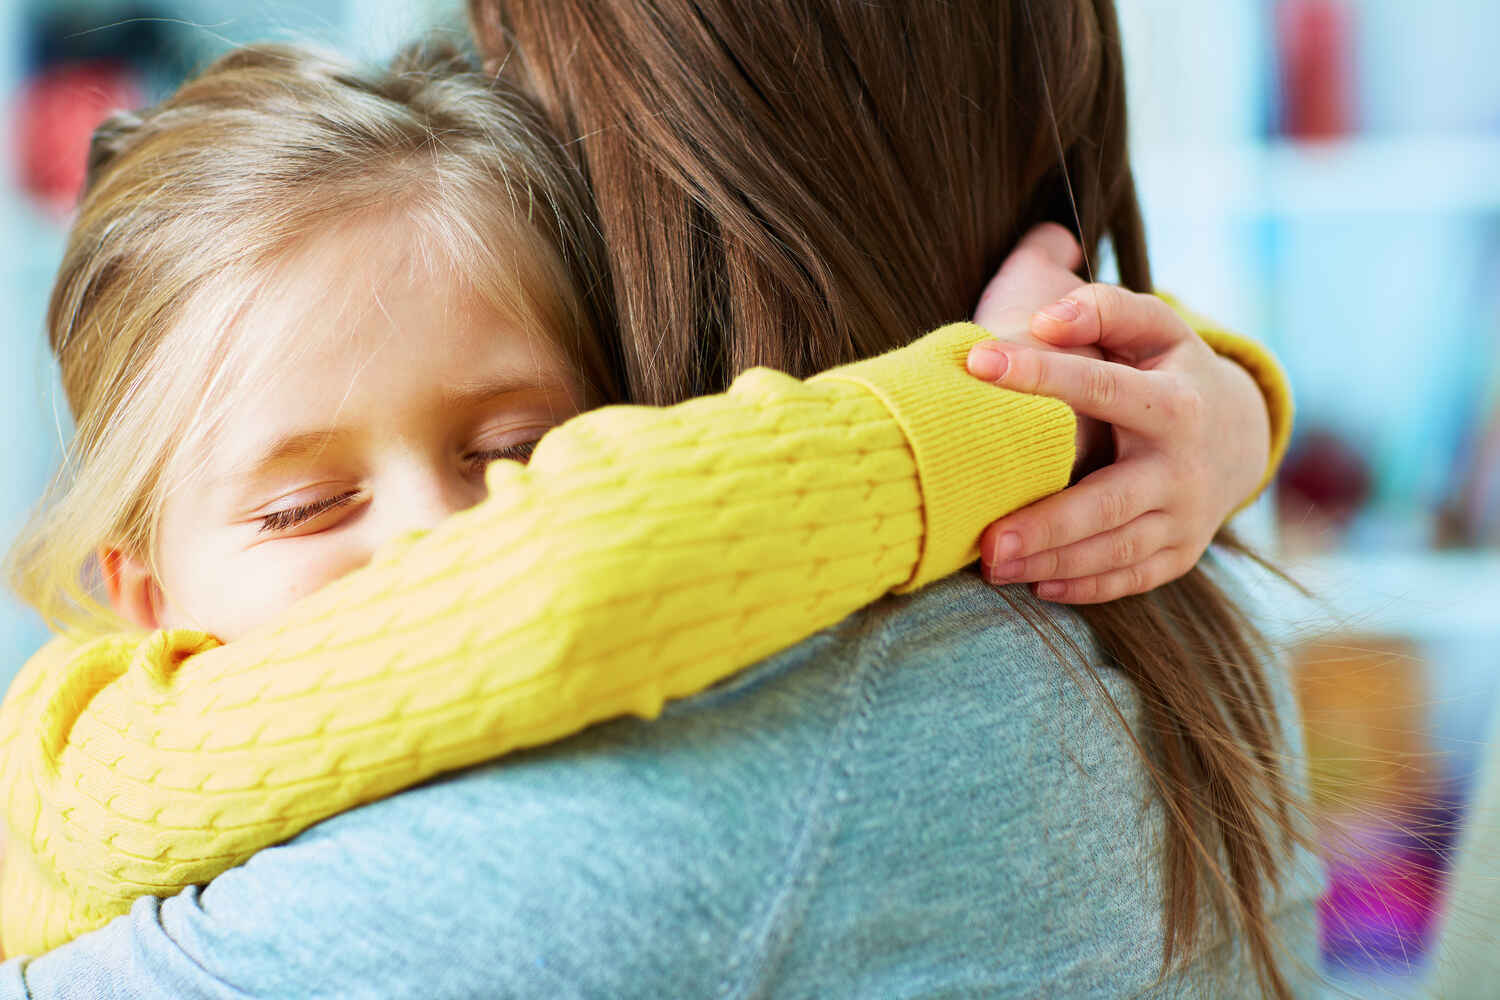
[1,305,1290,958]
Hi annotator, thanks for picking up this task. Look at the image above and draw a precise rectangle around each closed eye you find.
[258,490,361,534]
[464,440,538,473]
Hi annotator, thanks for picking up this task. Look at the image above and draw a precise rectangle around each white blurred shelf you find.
[1272,549,1500,639]
[1136,135,1500,220]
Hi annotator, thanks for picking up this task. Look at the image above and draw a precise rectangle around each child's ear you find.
[99,547,165,630]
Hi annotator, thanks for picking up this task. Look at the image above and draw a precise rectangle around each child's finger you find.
[1032,548,1188,605]
[983,512,1172,585]
[1030,285,1195,363]
[967,342,1177,435]
[979,464,1162,564]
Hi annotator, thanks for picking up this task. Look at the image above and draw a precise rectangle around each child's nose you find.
[387,468,488,540]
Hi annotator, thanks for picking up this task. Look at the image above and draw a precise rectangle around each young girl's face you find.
[108,216,583,641]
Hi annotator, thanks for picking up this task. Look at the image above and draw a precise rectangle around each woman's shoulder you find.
[856,571,1146,784]
[274,573,1188,995]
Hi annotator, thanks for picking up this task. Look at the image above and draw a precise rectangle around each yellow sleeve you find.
[1161,294,1295,510]
[0,321,1074,955]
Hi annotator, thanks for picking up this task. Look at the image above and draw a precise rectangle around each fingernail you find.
[967,343,1009,381]
[990,531,1022,561]
[989,559,1025,580]
[1036,582,1065,600]
[1039,299,1079,324]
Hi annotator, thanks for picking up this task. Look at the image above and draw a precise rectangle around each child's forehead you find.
[279,211,454,290]
[172,217,572,445]
[159,201,584,481]
[173,299,574,496]
[229,214,475,345]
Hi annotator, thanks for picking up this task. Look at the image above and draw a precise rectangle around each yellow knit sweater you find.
[0,317,1291,955]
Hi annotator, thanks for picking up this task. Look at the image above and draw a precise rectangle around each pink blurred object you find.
[1275,0,1356,139]
[14,61,142,215]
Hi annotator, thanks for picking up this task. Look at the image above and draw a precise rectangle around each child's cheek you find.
[179,539,352,642]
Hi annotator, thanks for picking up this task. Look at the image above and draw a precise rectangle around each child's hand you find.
[966,285,1271,604]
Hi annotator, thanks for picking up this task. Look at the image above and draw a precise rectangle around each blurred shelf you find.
[1136,135,1500,220]
[1273,549,1500,639]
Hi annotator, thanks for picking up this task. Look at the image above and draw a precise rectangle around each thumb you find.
[1027,297,1101,348]
[1030,284,1192,362]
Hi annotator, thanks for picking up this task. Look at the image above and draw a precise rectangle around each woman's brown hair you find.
[470,0,1302,995]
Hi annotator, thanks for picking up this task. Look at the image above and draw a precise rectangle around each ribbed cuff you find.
[812,323,1075,592]
[1159,294,1295,514]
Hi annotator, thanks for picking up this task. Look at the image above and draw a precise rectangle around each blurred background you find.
[0,0,1495,991]
[1122,2,1500,992]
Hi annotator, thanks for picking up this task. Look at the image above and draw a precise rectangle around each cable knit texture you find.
[0,314,1288,955]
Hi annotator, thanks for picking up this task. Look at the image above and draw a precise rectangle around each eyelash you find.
[257,442,539,535]
[258,491,360,534]
[465,440,537,471]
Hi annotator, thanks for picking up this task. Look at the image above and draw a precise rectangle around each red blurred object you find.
[1275,0,1356,139]
[1277,428,1373,531]
[14,61,142,215]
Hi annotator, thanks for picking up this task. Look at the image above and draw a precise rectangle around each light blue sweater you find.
[1,573,1324,998]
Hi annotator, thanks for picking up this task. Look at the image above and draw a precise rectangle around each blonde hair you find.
[9,38,612,633]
